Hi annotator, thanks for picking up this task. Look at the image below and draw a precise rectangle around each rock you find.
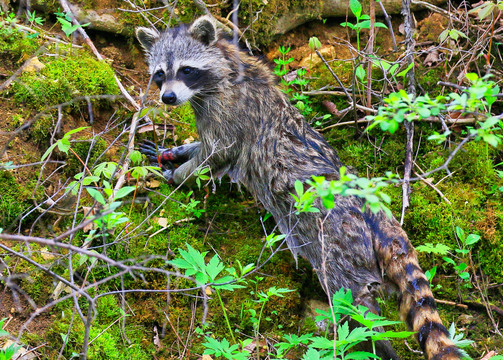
[303,299,332,333]
[299,45,336,68]
[273,0,447,36]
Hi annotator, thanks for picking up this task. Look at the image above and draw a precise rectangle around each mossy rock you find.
[11,48,119,111]
[0,170,42,229]
[0,26,40,67]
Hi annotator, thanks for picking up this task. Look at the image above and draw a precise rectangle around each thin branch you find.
[377,0,397,50]
[400,0,416,225]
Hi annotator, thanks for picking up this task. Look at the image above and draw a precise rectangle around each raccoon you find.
[136,16,462,360]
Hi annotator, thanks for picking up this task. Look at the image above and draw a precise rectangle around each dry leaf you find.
[322,100,341,117]
[183,136,195,144]
[201,355,213,360]
[23,57,45,73]
[82,206,97,233]
[137,124,158,133]
[423,47,442,66]
[40,247,55,260]
[147,179,161,188]
[205,286,212,295]
[153,326,162,349]
[156,217,168,228]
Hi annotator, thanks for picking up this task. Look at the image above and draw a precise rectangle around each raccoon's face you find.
[136,16,225,106]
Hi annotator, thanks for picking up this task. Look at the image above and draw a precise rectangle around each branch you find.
[400,0,417,225]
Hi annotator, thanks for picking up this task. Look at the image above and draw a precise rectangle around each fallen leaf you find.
[40,247,55,260]
[82,206,97,233]
[23,57,45,73]
[156,217,168,228]
[137,124,158,133]
[153,326,162,349]
[205,286,212,295]
[201,355,213,360]
[423,47,442,66]
[322,100,341,117]
[183,136,195,144]
[147,179,161,188]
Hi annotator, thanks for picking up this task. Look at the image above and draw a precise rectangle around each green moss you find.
[42,303,153,360]
[12,50,119,111]
[0,170,42,229]
[30,115,54,144]
[65,137,108,176]
[0,26,40,66]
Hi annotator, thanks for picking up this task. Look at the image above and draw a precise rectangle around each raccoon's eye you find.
[152,70,165,83]
[181,66,197,75]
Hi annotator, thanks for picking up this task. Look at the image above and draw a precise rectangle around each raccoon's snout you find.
[162,92,177,105]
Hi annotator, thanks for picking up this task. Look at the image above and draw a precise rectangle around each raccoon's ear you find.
[136,27,160,52]
[189,15,218,45]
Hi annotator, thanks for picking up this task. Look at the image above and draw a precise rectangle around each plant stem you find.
[215,289,236,343]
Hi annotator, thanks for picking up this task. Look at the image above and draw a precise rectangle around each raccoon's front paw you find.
[139,140,173,165]
[140,140,189,165]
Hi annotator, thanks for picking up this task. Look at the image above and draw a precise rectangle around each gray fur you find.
[137,16,461,360]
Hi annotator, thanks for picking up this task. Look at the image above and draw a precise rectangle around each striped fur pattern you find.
[136,16,462,360]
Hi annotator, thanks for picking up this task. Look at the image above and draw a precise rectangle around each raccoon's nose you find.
[162,92,177,105]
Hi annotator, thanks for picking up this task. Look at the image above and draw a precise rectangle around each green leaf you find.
[294,180,304,196]
[397,63,414,79]
[346,351,380,360]
[86,188,106,205]
[443,257,456,266]
[41,143,58,161]
[57,137,71,154]
[455,226,465,241]
[350,0,362,18]
[355,65,366,82]
[64,126,89,137]
[129,150,142,165]
[464,234,481,246]
[309,336,334,349]
[302,348,321,360]
[114,186,136,200]
[416,243,451,255]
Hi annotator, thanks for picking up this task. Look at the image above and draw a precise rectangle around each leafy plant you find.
[310,167,396,217]
[194,166,211,189]
[202,337,251,360]
[368,74,502,148]
[0,318,19,360]
[340,0,387,51]
[417,227,481,284]
[273,46,294,93]
[169,244,254,342]
[55,11,88,39]
[275,288,413,359]
[27,10,44,26]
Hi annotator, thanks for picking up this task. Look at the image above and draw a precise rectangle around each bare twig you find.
[366,0,376,113]
[412,169,451,205]
[314,50,353,104]
[400,0,417,225]
[377,0,397,50]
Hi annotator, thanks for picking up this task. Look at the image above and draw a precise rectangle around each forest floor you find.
[0,2,502,360]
